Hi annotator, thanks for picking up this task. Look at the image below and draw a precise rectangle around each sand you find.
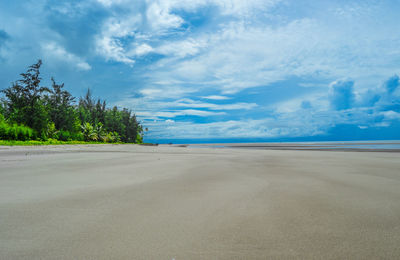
[1,144,400,259]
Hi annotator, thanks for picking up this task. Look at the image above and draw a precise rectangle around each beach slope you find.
[1,145,400,259]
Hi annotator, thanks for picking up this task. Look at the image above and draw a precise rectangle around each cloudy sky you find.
[1,0,400,142]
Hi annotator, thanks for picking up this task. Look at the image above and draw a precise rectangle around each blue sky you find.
[1,0,400,142]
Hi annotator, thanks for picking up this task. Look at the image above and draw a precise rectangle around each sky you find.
[1,0,400,143]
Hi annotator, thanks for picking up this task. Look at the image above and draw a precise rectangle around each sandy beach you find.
[1,144,400,259]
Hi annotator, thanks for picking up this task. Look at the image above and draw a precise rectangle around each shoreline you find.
[168,141,400,152]
[2,140,400,152]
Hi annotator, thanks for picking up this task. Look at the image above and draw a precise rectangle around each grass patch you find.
[0,139,125,146]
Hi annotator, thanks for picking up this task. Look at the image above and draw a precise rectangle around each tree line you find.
[0,60,143,143]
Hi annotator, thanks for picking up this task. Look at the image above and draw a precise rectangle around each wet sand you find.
[1,144,400,259]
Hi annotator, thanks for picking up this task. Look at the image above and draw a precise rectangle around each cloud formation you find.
[329,80,355,110]
[42,42,91,71]
[384,75,399,95]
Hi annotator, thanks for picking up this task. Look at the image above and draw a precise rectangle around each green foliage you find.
[78,89,106,126]
[95,122,105,141]
[57,130,71,141]
[0,124,6,139]
[136,133,143,144]
[101,131,121,143]
[1,60,50,136]
[0,120,35,141]
[0,60,145,145]
[105,106,124,135]
[81,122,97,141]
[81,92,142,143]
[73,132,84,141]
[47,78,79,133]
[46,122,58,139]
[0,140,117,146]
[0,100,5,115]
[103,106,141,143]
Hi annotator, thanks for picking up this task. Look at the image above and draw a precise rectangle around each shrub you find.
[46,122,59,139]
[81,122,98,141]
[72,132,84,141]
[8,125,18,140]
[102,131,121,143]
[0,117,36,141]
[58,130,72,141]
[16,125,32,141]
[136,133,143,144]
[16,125,26,141]
[111,131,121,143]
[0,121,7,139]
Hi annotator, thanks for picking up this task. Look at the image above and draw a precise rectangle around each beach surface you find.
[1,144,400,259]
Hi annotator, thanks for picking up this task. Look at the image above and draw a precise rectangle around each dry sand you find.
[1,144,400,259]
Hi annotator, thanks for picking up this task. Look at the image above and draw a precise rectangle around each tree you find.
[47,77,79,133]
[95,99,106,124]
[78,88,107,125]
[121,108,140,143]
[1,60,144,143]
[105,106,124,135]
[1,60,49,136]
[78,89,94,124]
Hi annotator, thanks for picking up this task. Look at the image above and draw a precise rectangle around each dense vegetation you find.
[0,60,143,143]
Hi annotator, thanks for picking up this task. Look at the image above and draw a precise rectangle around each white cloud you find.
[146,2,184,31]
[136,1,400,96]
[202,95,231,100]
[138,87,198,100]
[380,110,400,120]
[143,116,325,139]
[129,43,154,56]
[155,38,207,58]
[102,15,141,38]
[141,19,330,94]
[137,109,226,118]
[96,36,135,64]
[274,93,329,113]
[140,73,400,140]
[41,42,91,70]
[96,0,130,7]
[148,0,282,18]
[94,0,282,66]
[95,14,142,64]
[115,96,256,121]
[172,98,257,110]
